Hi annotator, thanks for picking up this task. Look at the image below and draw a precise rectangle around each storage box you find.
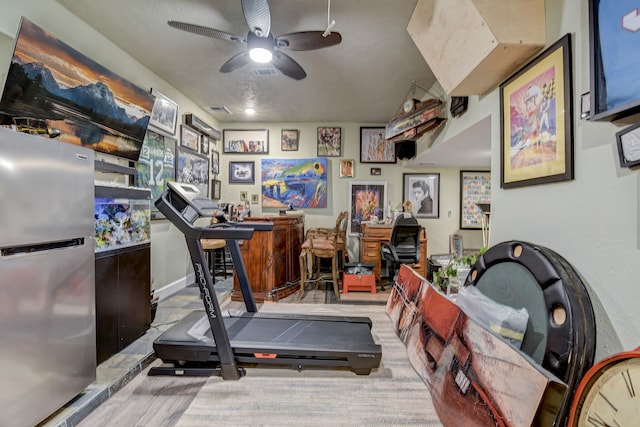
[407,0,545,95]
[343,273,376,294]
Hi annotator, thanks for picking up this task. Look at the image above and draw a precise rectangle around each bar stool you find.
[201,239,228,282]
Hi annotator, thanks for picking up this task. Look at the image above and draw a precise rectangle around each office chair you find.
[380,214,421,291]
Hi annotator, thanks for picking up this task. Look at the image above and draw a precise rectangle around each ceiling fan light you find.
[249,47,272,63]
[247,32,273,63]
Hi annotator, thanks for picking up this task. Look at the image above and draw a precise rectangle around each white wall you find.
[422,0,636,359]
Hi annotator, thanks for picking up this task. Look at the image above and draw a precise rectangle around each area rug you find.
[175,303,442,427]
[292,282,391,305]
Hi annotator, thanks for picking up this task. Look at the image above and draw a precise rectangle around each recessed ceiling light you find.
[245,107,256,115]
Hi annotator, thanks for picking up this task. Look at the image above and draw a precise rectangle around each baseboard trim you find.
[155,273,194,301]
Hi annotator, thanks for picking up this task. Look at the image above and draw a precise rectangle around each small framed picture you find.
[211,179,221,200]
[317,127,341,157]
[200,135,210,155]
[340,159,354,178]
[281,129,299,151]
[370,167,382,176]
[229,161,255,184]
[149,88,179,136]
[240,191,248,202]
[211,151,220,175]
[180,125,200,151]
[616,122,640,168]
[251,194,259,204]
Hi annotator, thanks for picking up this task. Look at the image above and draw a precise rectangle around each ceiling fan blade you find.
[272,51,306,80]
[220,52,250,73]
[168,21,245,43]
[241,0,271,37]
[275,31,342,51]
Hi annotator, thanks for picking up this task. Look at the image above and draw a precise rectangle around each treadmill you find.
[149,182,382,379]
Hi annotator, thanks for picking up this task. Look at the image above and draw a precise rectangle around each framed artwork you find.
[180,125,200,151]
[360,127,396,163]
[370,167,382,176]
[176,147,209,196]
[340,159,354,178]
[251,194,259,204]
[281,129,299,151]
[229,161,255,184]
[260,158,328,208]
[149,88,179,136]
[200,135,210,155]
[460,171,491,229]
[500,33,574,189]
[211,179,221,200]
[402,173,440,219]
[223,129,269,153]
[589,1,640,122]
[348,181,387,236]
[317,127,342,157]
[136,130,176,220]
[616,122,640,168]
[240,191,248,202]
[211,151,220,175]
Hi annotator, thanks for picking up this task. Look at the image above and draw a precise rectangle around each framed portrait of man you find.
[403,173,440,218]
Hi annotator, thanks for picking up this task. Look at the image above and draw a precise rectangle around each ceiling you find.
[56,0,437,125]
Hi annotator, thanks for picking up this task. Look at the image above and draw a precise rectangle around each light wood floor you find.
[77,359,207,427]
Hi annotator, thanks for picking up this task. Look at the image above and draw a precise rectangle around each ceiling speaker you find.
[396,141,416,160]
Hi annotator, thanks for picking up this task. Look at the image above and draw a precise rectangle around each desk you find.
[232,215,304,302]
[359,223,427,284]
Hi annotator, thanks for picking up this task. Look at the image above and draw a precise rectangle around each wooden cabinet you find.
[232,215,304,302]
[359,223,427,284]
[95,243,151,364]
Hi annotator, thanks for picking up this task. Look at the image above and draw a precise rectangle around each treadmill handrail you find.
[155,188,273,240]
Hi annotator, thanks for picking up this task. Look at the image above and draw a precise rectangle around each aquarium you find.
[94,186,151,252]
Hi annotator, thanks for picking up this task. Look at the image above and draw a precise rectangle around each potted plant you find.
[432,248,486,293]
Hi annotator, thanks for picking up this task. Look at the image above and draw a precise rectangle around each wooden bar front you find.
[359,223,427,284]
[232,215,304,302]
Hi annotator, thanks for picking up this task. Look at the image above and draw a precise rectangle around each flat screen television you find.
[0,17,154,161]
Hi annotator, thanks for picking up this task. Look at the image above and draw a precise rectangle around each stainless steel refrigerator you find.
[0,128,96,427]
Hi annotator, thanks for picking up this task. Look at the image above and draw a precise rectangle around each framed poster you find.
[136,130,176,219]
[360,127,396,163]
[281,129,299,151]
[460,171,491,229]
[229,161,255,184]
[348,181,387,236]
[402,173,440,219]
[589,0,640,122]
[317,127,342,157]
[180,125,200,151]
[176,147,209,196]
[211,179,221,200]
[223,129,269,153]
[260,158,328,208]
[149,88,179,136]
[500,33,574,189]
[211,151,220,175]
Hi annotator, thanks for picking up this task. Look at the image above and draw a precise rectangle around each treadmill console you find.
[166,182,225,223]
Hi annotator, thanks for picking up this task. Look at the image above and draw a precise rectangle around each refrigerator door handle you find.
[1,237,87,257]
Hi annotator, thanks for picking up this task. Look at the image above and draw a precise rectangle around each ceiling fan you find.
[168,0,342,80]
